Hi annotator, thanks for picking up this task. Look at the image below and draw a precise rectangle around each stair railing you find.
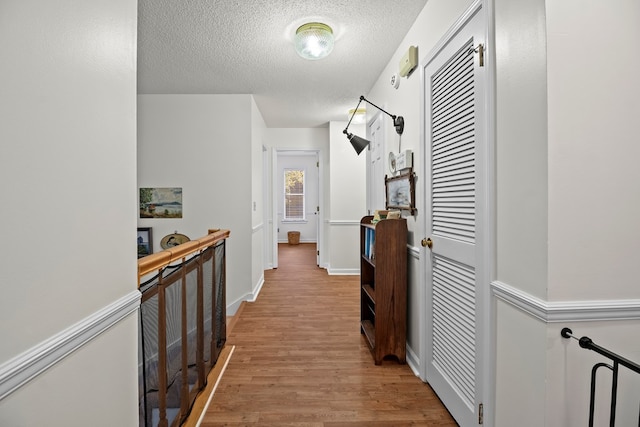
[138,229,230,427]
[561,327,640,427]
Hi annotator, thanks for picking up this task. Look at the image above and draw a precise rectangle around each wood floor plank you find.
[200,243,457,426]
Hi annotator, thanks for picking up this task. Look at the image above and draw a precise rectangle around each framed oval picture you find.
[160,232,190,249]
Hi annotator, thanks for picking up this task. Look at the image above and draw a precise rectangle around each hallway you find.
[200,243,457,426]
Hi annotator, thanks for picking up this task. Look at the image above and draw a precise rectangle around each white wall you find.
[546,0,640,301]
[494,0,640,425]
[251,98,266,296]
[493,0,550,422]
[327,121,366,274]
[0,0,139,425]
[365,0,640,425]
[137,94,257,313]
[495,0,549,300]
[543,0,640,425]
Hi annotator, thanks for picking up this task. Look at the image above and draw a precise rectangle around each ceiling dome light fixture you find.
[348,108,366,124]
[294,22,334,60]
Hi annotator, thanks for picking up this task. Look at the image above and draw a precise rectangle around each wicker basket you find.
[287,231,300,245]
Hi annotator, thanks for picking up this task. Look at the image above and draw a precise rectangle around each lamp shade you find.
[347,133,370,155]
[294,23,334,60]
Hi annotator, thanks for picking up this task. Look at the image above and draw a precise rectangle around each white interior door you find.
[422,4,487,426]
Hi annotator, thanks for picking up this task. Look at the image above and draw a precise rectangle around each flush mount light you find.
[348,108,366,125]
[294,22,334,60]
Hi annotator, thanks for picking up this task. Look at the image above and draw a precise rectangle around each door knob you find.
[421,238,433,249]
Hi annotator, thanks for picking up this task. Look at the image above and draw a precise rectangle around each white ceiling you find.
[137,0,428,128]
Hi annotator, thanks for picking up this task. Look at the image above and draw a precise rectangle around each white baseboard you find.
[226,276,266,316]
[326,266,360,275]
[0,290,141,401]
[405,344,422,380]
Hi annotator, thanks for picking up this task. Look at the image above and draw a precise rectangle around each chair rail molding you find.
[491,281,640,322]
[327,219,360,226]
[0,290,141,401]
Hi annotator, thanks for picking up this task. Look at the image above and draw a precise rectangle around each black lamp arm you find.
[344,95,404,135]
[359,96,394,120]
[343,97,364,135]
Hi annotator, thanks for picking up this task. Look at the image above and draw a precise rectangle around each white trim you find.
[252,222,264,233]
[491,281,640,322]
[406,343,421,379]
[483,1,497,425]
[327,220,360,226]
[407,245,420,260]
[0,290,141,401]
[252,275,265,301]
[277,238,317,244]
[326,266,359,275]
[226,297,246,316]
[195,345,235,427]
[226,275,266,316]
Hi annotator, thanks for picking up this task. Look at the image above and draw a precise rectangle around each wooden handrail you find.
[137,228,230,288]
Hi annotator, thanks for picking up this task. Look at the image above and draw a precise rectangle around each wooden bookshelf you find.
[359,215,407,364]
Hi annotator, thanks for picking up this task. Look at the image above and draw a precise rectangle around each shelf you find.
[361,320,375,349]
[362,284,375,304]
[361,254,375,267]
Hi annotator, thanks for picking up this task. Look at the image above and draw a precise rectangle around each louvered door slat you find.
[433,134,474,161]
[432,253,476,405]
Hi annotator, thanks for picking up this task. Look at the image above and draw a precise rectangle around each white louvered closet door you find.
[423,4,486,426]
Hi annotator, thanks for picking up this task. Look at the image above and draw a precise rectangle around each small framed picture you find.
[385,171,416,214]
[137,227,153,258]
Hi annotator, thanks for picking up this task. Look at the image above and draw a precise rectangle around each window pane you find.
[284,169,305,220]
[285,194,304,218]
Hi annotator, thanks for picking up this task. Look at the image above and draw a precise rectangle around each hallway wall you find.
[363,0,640,425]
[0,0,139,425]
[137,94,260,313]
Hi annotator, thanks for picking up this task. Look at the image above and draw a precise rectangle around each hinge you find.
[316,161,319,167]
[316,206,319,212]
[478,403,483,425]
[317,250,319,255]
[471,43,484,67]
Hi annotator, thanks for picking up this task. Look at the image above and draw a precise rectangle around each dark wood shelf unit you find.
[359,215,407,365]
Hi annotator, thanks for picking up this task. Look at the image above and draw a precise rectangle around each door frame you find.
[271,148,323,268]
[417,0,496,424]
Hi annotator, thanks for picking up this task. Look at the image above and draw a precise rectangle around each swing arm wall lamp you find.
[343,95,404,155]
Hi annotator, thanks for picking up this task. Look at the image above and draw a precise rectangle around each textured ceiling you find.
[137,0,428,128]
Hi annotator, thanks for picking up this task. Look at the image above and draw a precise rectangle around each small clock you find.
[388,152,397,173]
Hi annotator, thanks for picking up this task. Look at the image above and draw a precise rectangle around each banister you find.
[561,327,640,427]
[138,228,229,425]
[137,228,230,287]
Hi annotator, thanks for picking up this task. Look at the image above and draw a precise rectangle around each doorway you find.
[271,149,322,268]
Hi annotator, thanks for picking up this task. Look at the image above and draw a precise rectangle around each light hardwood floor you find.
[199,243,457,426]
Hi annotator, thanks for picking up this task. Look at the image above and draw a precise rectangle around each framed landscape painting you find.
[139,187,183,218]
